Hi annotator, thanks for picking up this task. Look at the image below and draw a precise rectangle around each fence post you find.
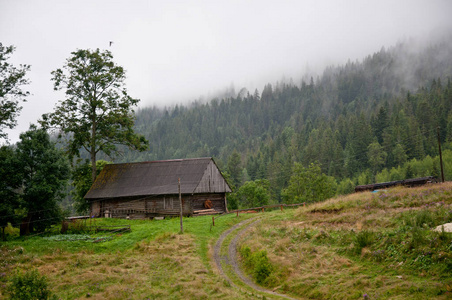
[236,210,239,217]
[280,205,283,211]
[212,216,215,226]
[179,178,183,234]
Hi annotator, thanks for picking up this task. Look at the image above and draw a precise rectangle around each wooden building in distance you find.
[84,158,232,219]
[354,176,436,192]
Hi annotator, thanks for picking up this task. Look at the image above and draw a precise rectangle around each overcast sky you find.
[1,0,452,143]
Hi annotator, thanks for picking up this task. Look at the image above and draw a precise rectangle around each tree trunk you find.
[2,227,5,241]
[20,215,31,236]
[91,119,97,183]
[91,148,96,184]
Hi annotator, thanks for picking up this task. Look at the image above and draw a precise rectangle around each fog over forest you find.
[1,0,452,142]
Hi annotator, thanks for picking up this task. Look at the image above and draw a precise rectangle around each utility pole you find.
[437,127,445,183]
[179,178,183,233]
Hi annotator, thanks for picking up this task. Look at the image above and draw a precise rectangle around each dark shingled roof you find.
[84,157,231,199]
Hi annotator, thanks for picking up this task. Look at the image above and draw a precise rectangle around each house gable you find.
[194,160,232,193]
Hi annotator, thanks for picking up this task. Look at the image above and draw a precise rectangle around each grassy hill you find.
[238,183,452,299]
[1,183,451,299]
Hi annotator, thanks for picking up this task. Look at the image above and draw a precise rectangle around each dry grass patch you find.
[237,183,452,299]
[2,232,244,299]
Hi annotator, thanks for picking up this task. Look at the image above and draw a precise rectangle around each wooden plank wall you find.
[91,201,101,217]
[194,161,231,193]
[93,193,227,219]
[98,195,193,218]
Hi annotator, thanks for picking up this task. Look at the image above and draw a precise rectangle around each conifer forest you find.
[115,36,452,205]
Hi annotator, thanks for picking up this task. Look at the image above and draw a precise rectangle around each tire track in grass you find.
[214,217,298,300]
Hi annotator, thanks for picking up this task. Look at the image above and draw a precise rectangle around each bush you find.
[354,230,374,253]
[4,223,19,237]
[236,179,271,208]
[240,246,273,284]
[240,245,252,262]
[7,269,56,300]
[252,250,273,284]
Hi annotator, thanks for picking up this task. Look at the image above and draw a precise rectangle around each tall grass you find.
[236,183,452,299]
[0,213,254,299]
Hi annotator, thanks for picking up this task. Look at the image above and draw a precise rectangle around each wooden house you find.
[84,158,232,219]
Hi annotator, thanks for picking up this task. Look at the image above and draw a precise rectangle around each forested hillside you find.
[118,36,452,203]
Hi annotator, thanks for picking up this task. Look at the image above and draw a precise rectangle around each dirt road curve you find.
[213,217,297,300]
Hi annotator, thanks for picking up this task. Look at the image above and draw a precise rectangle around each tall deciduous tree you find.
[0,43,30,139]
[41,49,148,182]
[16,125,70,234]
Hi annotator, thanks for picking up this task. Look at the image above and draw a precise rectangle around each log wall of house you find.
[91,200,101,217]
[188,193,227,212]
[92,193,226,219]
[98,195,188,219]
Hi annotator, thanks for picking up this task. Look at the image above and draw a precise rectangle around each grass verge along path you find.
[214,216,298,299]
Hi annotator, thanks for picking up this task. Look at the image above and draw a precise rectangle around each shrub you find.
[239,246,273,284]
[252,250,273,284]
[7,269,56,300]
[4,223,19,237]
[240,245,252,262]
[354,230,374,254]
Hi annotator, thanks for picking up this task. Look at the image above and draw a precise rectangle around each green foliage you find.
[40,48,148,182]
[392,144,408,166]
[239,245,273,284]
[72,160,110,214]
[282,162,337,204]
[354,230,375,253]
[0,43,30,139]
[226,192,238,211]
[227,150,242,189]
[0,146,23,236]
[7,269,56,300]
[367,140,388,176]
[370,149,452,184]
[15,125,70,233]
[337,178,355,195]
[235,179,271,208]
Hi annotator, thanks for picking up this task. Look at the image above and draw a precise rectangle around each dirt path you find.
[213,217,297,300]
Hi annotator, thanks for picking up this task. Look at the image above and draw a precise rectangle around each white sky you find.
[1,0,452,143]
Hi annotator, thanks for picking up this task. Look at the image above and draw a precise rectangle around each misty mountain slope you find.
[320,37,452,108]
[116,36,452,198]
